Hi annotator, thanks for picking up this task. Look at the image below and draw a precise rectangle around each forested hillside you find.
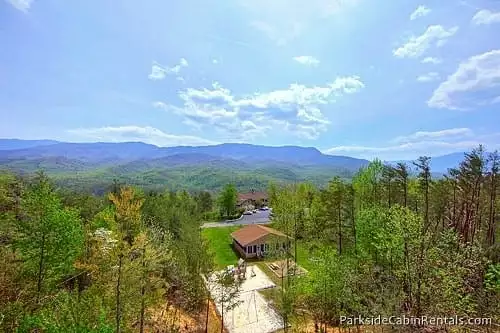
[0,140,366,193]
[1,146,499,332]
[267,146,500,331]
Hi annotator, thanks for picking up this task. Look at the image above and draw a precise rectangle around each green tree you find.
[213,269,242,333]
[218,184,237,218]
[17,172,83,305]
[108,186,144,333]
[195,191,213,214]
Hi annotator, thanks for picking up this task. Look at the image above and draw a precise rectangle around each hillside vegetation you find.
[0,140,466,193]
[1,145,499,332]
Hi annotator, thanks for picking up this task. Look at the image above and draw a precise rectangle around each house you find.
[231,225,290,259]
[237,190,268,210]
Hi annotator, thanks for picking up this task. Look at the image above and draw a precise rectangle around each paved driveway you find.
[201,210,271,228]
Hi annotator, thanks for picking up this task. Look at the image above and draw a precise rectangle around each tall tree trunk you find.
[487,173,497,246]
[388,180,392,208]
[403,179,407,208]
[36,233,46,305]
[140,247,146,333]
[453,183,457,228]
[116,253,123,333]
[338,202,342,255]
[351,193,356,253]
[205,296,210,333]
[220,296,224,333]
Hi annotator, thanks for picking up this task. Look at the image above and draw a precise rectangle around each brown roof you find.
[237,191,268,202]
[231,225,287,247]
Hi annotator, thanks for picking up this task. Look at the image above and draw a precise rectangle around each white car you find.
[243,211,252,215]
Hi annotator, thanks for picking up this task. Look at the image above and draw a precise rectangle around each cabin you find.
[231,225,290,259]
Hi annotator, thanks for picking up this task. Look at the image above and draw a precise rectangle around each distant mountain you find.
[428,152,465,172]
[0,141,164,163]
[0,139,369,193]
[0,140,369,170]
[0,139,472,192]
[0,139,59,150]
[389,152,466,173]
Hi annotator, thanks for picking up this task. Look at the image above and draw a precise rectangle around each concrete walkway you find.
[205,265,283,333]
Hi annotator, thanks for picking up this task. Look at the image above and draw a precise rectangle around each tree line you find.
[0,171,216,332]
[1,146,499,332]
[268,146,499,332]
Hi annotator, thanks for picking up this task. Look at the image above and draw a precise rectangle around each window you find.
[260,244,264,252]
[253,245,257,253]
[247,246,253,254]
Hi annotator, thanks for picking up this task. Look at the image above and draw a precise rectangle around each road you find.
[201,209,271,228]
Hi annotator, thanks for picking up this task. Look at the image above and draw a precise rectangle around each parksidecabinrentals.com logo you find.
[339,315,492,326]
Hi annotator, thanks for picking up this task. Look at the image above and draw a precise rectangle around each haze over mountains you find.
[0,139,369,167]
[0,139,467,193]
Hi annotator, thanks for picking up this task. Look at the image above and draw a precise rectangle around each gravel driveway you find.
[201,210,271,228]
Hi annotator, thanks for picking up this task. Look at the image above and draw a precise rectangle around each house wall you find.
[233,234,288,259]
[232,239,248,258]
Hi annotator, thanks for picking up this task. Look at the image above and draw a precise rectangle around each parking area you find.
[202,209,271,228]
[205,265,283,333]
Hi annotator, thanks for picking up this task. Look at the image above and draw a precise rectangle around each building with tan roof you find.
[237,189,268,210]
[231,224,290,259]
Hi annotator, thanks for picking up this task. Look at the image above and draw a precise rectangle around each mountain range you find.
[0,139,466,193]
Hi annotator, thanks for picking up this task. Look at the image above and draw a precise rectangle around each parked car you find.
[243,211,252,215]
[252,209,258,213]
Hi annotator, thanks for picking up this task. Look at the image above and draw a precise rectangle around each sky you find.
[1,0,500,160]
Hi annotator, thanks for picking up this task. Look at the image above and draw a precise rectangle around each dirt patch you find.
[147,300,225,333]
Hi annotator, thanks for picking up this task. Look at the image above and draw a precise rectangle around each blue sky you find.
[1,0,500,160]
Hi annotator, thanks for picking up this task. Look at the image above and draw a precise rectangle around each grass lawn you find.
[294,240,324,272]
[201,224,320,273]
[202,226,241,269]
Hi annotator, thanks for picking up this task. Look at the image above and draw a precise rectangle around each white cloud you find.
[428,49,500,109]
[212,59,219,64]
[148,64,167,80]
[179,58,189,67]
[392,128,473,144]
[148,59,189,80]
[67,126,215,147]
[324,140,488,160]
[417,72,440,82]
[5,0,33,11]
[235,76,364,109]
[154,76,364,140]
[293,56,320,66]
[324,128,498,160]
[422,57,442,64]
[393,25,459,58]
[410,5,431,20]
[472,9,500,25]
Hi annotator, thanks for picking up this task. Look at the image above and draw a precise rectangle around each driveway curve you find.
[201,210,271,228]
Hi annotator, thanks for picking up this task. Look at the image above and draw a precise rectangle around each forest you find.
[0,145,499,332]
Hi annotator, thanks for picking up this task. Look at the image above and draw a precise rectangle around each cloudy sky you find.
[1,0,500,160]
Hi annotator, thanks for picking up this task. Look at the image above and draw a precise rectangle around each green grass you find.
[202,226,241,269]
[201,224,320,273]
[295,241,319,272]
